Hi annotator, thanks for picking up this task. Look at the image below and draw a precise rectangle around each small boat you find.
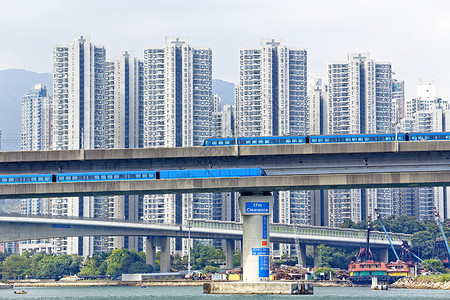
[14,290,28,294]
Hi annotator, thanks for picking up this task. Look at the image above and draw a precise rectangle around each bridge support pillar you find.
[313,245,319,268]
[158,236,171,273]
[379,248,389,263]
[146,236,170,272]
[297,243,307,268]
[225,239,234,270]
[145,237,156,270]
[238,192,273,282]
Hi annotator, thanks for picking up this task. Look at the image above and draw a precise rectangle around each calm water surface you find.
[0,286,449,299]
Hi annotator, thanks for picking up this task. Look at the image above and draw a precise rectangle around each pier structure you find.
[204,192,313,295]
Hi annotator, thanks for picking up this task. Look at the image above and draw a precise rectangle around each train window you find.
[258,140,264,144]
[136,174,142,178]
[30,177,37,182]
[286,139,291,143]
[252,140,257,144]
[264,140,270,143]
[38,177,44,181]
[1,178,7,182]
[87,175,94,180]
[225,141,231,145]
[325,138,331,142]
[211,141,217,145]
[72,176,78,180]
[107,175,113,179]
[245,140,251,144]
[129,174,136,178]
[142,174,148,178]
[114,175,120,179]
[218,141,224,145]
[94,175,100,180]
[101,175,107,179]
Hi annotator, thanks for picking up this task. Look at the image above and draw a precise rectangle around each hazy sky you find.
[1,0,450,99]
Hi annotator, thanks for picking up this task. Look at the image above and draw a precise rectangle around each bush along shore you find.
[392,275,450,290]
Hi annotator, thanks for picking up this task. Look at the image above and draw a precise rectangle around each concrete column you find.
[313,245,319,268]
[238,192,274,282]
[225,239,234,270]
[158,236,171,273]
[297,243,307,268]
[145,237,156,270]
[379,248,389,263]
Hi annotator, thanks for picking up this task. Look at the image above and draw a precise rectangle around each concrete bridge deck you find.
[0,214,410,249]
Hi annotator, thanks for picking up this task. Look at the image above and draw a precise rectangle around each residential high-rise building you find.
[307,75,327,135]
[21,84,52,151]
[105,51,144,149]
[51,35,107,256]
[20,84,53,254]
[143,37,213,254]
[392,79,405,125]
[327,53,392,226]
[104,51,144,251]
[52,35,106,151]
[399,80,450,220]
[236,39,308,256]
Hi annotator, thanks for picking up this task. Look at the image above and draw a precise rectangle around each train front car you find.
[408,132,450,141]
[159,168,267,179]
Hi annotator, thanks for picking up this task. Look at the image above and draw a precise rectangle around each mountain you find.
[213,79,235,108]
[0,69,52,151]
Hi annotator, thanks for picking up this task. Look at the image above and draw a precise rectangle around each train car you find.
[0,174,53,184]
[159,168,266,179]
[309,133,406,144]
[55,170,158,182]
[202,136,307,146]
[408,132,450,141]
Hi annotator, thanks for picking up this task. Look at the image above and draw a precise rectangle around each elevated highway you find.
[0,214,409,249]
[1,140,450,198]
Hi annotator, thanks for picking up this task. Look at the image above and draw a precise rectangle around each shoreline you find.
[10,277,450,290]
[391,277,450,290]
[7,279,350,288]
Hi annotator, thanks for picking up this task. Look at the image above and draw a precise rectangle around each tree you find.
[315,244,333,268]
[411,230,435,259]
[233,250,241,268]
[1,254,30,279]
[422,259,445,272]
[105,249,151,276]
[203,266,220,274]
[190,243,225,270]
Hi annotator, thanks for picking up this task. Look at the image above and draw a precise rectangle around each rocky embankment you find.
[392,277,450,290]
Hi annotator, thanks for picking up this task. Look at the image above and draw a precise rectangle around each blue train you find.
[202,132,450,146]
[0,168,267,184]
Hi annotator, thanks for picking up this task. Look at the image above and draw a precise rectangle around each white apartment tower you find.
[52,36,107,256]
[144,37,212,148]
[21,84,52,151]
[237,39,308,257]
[143,38,213,254]
[105,51,143,149]
[327,53,392,226]
[52,35,106,150]
[236,39,307,137]
[104,51,144,251]
[20,84,53,254]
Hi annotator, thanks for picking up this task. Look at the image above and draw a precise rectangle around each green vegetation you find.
[341,215,450,260]
[417,273,450,282]
[0,248,150,280]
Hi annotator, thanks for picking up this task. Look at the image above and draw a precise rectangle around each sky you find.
[1,0,450,99]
